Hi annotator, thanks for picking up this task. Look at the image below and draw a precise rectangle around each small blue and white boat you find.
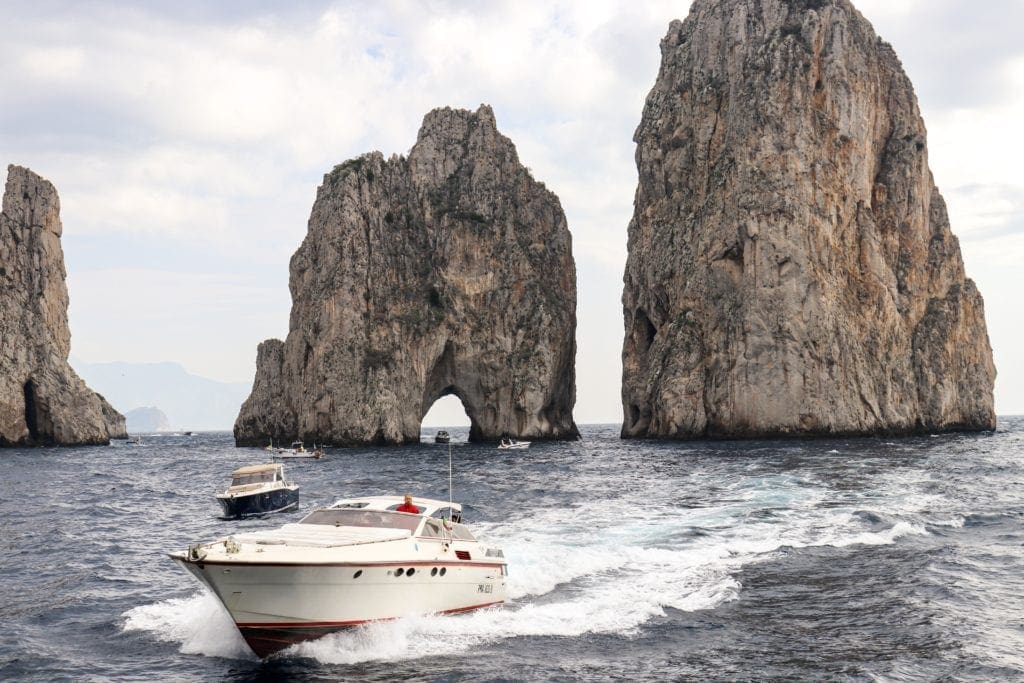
[216,463,299,518]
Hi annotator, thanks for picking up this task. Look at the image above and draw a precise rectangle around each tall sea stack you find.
[235,105,578,446]
[0,165,127,446]
[621,0,996,438]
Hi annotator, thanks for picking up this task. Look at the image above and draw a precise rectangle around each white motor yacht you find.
[169,495,507,657]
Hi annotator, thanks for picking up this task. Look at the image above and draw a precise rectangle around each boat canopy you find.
[231,463,283,476]
[228,463,285,487]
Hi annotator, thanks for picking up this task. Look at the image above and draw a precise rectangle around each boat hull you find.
[216,487,299,518]
[173,557,506,657]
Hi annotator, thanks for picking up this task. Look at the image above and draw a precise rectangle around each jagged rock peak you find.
[235,105,578,446]
[621,0,995,439]
[0,165,127,446]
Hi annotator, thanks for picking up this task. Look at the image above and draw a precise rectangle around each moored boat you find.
[170,495,507,657]
[435,430,451,444]
[274,443,325,460]
[216,463,299,518]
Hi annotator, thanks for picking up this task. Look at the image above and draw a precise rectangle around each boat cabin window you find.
[231,471,277,486]
[299,508,421,532]
[421,518,445,538]
[333,502,369,509]
[418,518,476,541]
[450,523,476,541]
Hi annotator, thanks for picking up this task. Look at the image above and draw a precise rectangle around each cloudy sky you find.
[2,0,1022,425]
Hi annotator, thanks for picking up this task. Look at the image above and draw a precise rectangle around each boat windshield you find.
[420,518,476,541]
[432,506,462,523]
[231,472,276,486]
[299,508,422,532]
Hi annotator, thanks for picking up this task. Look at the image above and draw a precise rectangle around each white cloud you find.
[19,45,86,80]
[854,0,924,19]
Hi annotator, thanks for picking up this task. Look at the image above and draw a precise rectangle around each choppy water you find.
[2,420,1022,681]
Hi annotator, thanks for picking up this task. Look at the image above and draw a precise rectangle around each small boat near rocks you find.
[498,438,530,450]
[435,430,451,444]
[216,463,299,518]
[273,443,325,460]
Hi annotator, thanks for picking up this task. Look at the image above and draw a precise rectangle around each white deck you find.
[236,523,410,548]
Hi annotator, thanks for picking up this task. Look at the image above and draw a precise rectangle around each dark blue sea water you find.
[2,421,1022,681]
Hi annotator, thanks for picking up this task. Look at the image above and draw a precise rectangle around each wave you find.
[122,593,253,660]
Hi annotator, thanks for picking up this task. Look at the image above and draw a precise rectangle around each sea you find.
[2,420,1022,682]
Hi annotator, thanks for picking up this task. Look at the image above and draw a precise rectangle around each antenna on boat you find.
[448,439,453,518]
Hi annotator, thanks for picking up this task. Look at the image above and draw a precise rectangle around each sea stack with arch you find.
[234,105,578,446]
[621,0,996,439]
[0,165,127,446]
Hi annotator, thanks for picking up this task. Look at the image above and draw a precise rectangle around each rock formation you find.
[621,0,996,438]
[235,105,578,446]
[0,165,127,446]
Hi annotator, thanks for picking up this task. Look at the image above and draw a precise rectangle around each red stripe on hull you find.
[192,558,505,570]
[238,600,504,658]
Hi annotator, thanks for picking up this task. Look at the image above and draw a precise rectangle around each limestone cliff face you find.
[0,165,127,446]
[621,0,996,438]
[236,106,578,445]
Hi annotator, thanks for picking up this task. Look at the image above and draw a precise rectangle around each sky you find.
[2,0,1022,426]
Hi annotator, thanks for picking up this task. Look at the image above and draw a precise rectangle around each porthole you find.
[440,567,447,576]
[353,570,363,579]
[431,567,438,577]
[396,568,405,577]
[407,568,416,577]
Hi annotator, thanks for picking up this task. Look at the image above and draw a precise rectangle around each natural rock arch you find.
[235,106,579,446]
[420,386,474,435]
[419,342,479,435]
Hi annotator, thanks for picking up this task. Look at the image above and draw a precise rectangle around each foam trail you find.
[296,571,741,665]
